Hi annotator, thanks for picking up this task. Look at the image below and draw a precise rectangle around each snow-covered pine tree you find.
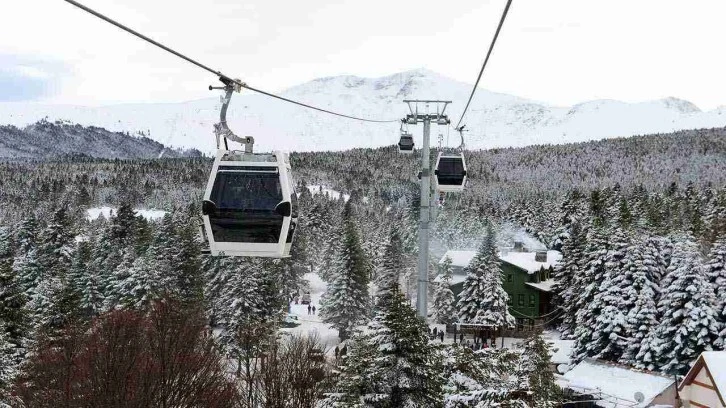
[36,207,74,281]
[0,324,17,397]
[326,286,443,407]
[69,240,102,318]
[571,217,610,363]
[457,224,514,328]
[642,236,721,374]
[705,236,726,349]
[549,189,587,251]
[320,201,371,340]
[588,224,631,361]
[442,344,523,406]
[364,287,443,406]
[620,237,663,366]
[518,330,562,407]
[0,228,27,353]
[432,256,457,325]
[170,212,204,303]
[553,220,586,338]
[115,252,164,309]
[12,217,42,300]
[90,227,124,306]
[320,330,377,407]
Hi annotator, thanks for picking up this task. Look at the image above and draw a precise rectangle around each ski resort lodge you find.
[678,351,726,408]
[438,242,562,329]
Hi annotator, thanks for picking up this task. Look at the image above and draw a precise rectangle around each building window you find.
[506,273,513,283]
[518,294,524,306]
[529,319,535,329]
[529,295,536,307]
[516,318,524,331]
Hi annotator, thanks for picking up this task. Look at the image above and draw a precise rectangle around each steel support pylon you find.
[402,100,451,319]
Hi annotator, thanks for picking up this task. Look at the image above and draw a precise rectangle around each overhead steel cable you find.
[62,0,399,124]
[454,0,514,130]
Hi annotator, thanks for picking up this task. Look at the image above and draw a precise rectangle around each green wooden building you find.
[438,245,561,330]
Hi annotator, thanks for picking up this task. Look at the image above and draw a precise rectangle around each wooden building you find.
[438,243,562,330]
[678,351,726,408]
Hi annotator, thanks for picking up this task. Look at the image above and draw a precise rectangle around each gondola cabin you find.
[434,152,467,193]
[202,149,297,257]
[398,133,414,154]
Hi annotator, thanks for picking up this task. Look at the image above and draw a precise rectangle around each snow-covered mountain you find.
[1,68,725,153]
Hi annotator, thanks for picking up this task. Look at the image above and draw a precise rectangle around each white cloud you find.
[13,65,52,79]
[2,0,725,109]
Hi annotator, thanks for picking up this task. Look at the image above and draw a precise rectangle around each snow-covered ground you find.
[306,185,349,202]
[86,206,167,221]
[281,273,340,351]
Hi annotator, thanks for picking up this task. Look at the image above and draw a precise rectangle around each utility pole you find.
[403,100,451,318]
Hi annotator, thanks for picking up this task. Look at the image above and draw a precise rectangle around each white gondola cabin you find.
[434,152,467,193]
[398,133,414,154]
[202,149,298,257]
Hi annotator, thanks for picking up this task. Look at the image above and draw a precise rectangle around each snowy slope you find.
[2,69,725,153]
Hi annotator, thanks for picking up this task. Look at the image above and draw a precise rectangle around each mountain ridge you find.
[0,120,202,159]
[1,69,725,153]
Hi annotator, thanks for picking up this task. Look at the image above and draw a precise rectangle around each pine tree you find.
[0,229,27,352]
[320,201,371,340]
[13,217,42,300]
[69,240,102,318]
[432,256,457,325]
[36,207,74,280]
[553,221,586,338]
[643,237,721,374]
[518,330,562,407]
[571,218,610,363]
[588,225,631,361]
[706,237,726,347]
[327,287,444,407]
[0,324,18,396]
[620,237,663,366]
[457,224,514,328]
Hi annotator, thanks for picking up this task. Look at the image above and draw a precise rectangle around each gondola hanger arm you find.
[211,78,254,152]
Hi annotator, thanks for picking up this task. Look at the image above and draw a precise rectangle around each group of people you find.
[427,327,499,351]
[307,304,317,315]
[428,326,446,342]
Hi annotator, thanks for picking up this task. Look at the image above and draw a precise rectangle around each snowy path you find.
[281,273,340,351]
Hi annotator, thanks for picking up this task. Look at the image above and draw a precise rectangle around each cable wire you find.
[454,0,514,130]
[63,0,399,124]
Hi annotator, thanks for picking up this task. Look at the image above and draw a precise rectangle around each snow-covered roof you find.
[499,250,562,273]
[439,249,563,275]
[702,352,726,395]
[433,273,466,286]
[439,250,478,268]
[525,279,556,292]
[680,351,726,404]
[562,359,675,408]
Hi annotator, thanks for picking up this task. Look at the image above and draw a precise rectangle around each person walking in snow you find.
[307,304,312,315]
[439,331,444,342]
[433,327,438,337]
[312,305,316,315]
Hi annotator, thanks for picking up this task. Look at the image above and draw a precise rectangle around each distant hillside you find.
[0,120,202,159]
[1,69,725,153]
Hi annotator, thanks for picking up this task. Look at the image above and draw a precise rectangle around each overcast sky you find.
[2,0,725,109]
